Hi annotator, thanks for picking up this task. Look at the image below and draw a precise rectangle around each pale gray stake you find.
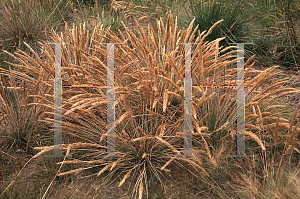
[105,43,124,158]
[46,43,71,158]
[228,43,254,158]
[176,43,201,158]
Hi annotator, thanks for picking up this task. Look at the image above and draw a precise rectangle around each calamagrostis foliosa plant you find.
[3,12,300,198]
[0,68,51,152]
[0,0,70,49]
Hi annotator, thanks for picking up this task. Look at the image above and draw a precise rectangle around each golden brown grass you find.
[1,10,299,198]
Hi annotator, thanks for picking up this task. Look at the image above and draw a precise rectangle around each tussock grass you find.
[0,9,299,198]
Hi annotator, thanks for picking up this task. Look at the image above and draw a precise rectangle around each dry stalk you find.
[245,131,266,151]
[118,170,132,187]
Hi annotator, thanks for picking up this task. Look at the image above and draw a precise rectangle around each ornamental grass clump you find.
[1,11,299,198]
[0,0,71,48]
[0,67,51,153]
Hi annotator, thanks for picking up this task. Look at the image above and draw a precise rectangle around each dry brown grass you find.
[1,10,299,198]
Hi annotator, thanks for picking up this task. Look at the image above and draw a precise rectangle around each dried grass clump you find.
[0,69,51,152]
[2,10,299,198]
